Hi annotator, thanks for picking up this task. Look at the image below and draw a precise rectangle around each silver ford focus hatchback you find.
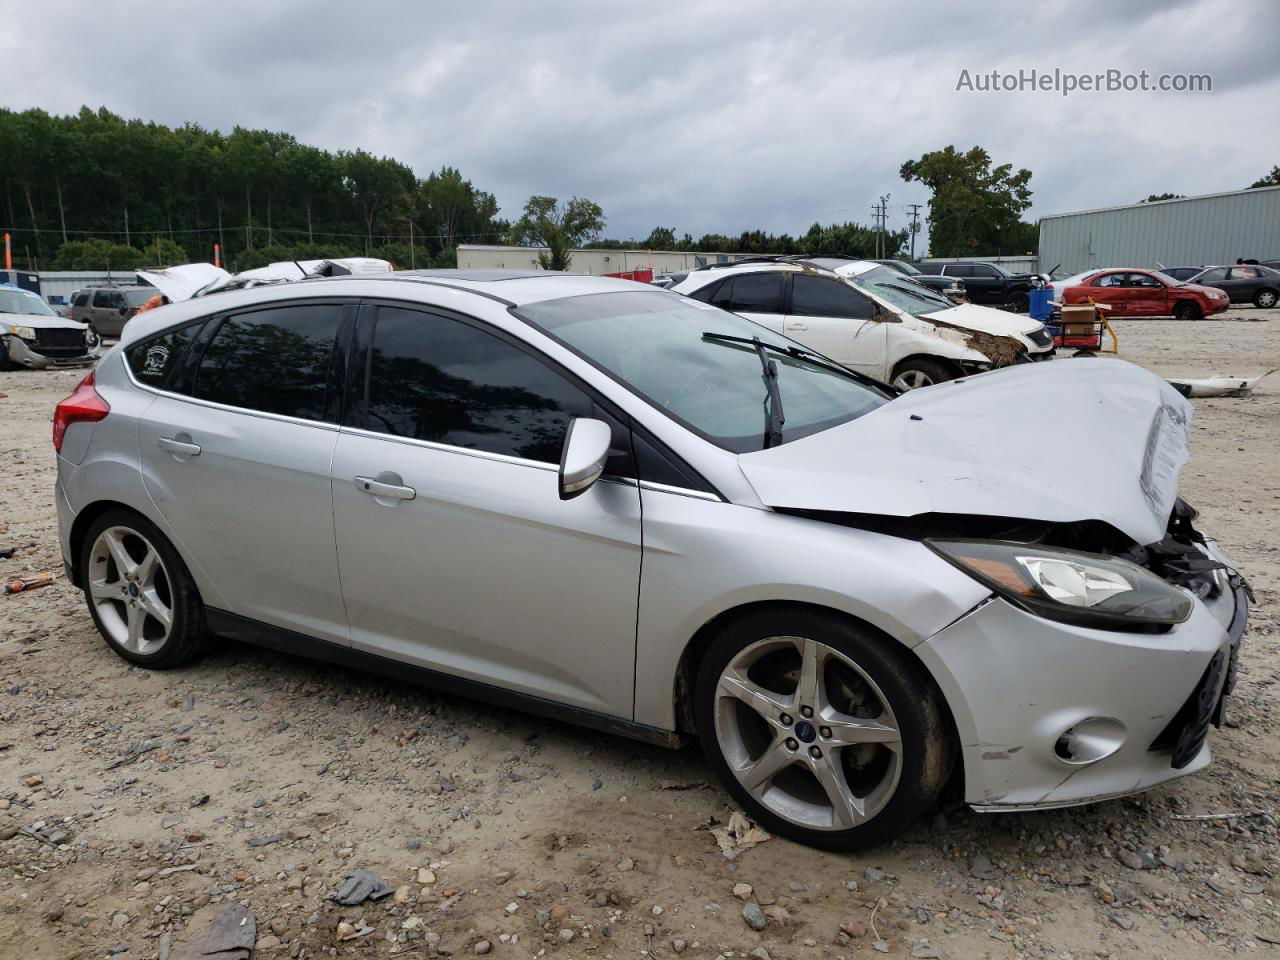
[54,270,1249,849]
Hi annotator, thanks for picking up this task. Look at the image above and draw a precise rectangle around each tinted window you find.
[73,292,90,307]
[686,278,725,304]
[366,306,593,463]
[971,264,1000,278]
[941,264,969,277]
[724,273,784,313]
[94,289,125,309]
[127,322,207,389]
[790,275,875,319]
[192,304,344,420]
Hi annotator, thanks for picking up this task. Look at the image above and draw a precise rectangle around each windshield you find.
[848,266,955,314]
[125,288,156,305]
[516,290,888,453]
[0,289,57,317]
[881,260,921,276]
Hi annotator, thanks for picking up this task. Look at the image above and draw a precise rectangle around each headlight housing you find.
[2,324,37,340]
[926,539,1194,630]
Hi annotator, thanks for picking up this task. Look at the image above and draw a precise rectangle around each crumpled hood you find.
[137,263,230,302]
[0,310,86,331]
[739,360,1192,546]
[919,302,1042,337]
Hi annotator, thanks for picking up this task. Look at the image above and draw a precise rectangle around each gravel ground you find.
[1,309,1278,960]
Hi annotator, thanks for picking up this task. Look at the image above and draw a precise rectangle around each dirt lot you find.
[2,311,1279,960]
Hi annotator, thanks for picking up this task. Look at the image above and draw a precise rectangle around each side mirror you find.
[119,306,128,315]
[559,418,613,501]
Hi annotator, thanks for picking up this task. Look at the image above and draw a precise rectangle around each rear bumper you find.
[916,559,1247,811]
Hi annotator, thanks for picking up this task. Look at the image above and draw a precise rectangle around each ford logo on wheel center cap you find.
[794,720,817,743]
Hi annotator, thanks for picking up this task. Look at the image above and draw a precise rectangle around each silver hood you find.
[738,360,1192,546]
[0,310,87,331]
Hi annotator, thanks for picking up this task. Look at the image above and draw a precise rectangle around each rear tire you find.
[1254,289,1278,309]
[80,509,209,668]
[891,357,953,390]
[694,608,955,851]
[1173,301,1201,321]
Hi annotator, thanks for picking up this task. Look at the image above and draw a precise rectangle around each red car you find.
[1062,268,1229,321]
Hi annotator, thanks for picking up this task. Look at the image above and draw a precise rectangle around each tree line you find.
[0,106,509,272]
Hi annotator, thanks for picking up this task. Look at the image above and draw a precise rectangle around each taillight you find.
[53,370,110,453]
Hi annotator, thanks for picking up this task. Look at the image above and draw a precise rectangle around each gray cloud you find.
[2,0,1277,246]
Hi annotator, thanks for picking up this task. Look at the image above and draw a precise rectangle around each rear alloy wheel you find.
[695,610,954,850]
[1254,289,1278,309]
[1173,301,1201,321]
[81,510,208,668]
[891,357,952,390]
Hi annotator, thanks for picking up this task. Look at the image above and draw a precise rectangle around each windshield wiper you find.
[701,332,785,448]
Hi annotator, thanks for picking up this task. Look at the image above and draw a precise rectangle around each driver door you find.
[783,273,887,377]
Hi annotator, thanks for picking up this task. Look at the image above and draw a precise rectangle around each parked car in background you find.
[1186,264,1280,308]
[1062,268,1228,320]
[1046,269,1104,302]
[869,259,966,300]
[0,284,100,369]
[671,258,1052,389]
[1160,266,1204,283]
[54,269,1248,850]
[650,271,689,289]
[918,262,1036,311]
[70,286,157,338]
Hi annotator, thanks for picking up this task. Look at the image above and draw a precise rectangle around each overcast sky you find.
[2,0,1278,249]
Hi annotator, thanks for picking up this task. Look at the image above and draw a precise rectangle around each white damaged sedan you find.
[54,272,1248,849]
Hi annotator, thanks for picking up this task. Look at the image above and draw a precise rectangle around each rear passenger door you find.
[132,300,354,645]
[329,303,644,718]
[703,272,787,334]
[784,273,886,376]
[92,289,128,337]
[962,264,1002,303]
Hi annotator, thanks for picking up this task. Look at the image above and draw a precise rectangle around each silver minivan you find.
[54,270,1249,849]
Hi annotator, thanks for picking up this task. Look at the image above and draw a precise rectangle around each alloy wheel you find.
[87,526,174,656]
[892,370,934,390]
[713,636,903,831]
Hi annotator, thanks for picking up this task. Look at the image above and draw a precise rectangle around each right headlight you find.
[2,323,37,340]
[926,539,1193,630]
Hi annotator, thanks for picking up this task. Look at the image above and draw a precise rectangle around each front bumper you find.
[916,553,1247,811]
[3,333,99,370]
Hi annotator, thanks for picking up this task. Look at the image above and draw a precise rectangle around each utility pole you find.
[907,203,923,263]
[879,194,891,259]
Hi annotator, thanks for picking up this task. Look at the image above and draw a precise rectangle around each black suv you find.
[919,262,1036,311]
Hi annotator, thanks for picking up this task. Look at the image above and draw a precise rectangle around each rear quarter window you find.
[126,322,207,389]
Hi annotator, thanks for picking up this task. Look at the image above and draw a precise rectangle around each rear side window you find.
[790,275,876,319]
[366,306,594,463]
[942,264,969,278]
[192,304,345,421]
[126,322,207,389]
[717,273,785,313]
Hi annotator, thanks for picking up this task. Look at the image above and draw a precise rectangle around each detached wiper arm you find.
[701,332,785,448]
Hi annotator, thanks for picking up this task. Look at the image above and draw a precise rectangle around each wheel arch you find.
[671,599,962,759]
[890,353,964,382]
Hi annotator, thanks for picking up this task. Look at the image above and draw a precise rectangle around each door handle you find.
[354,476,416,501]
[789,322,809,331]
[157,436,201,457]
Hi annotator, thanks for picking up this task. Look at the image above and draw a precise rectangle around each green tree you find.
[900,146,1034,256]
[642,226,677,249]
[1248,166,1280,189]
[513,196,606,270]
[1141,193,1185,202]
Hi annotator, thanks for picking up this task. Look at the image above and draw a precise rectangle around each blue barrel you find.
[1028,288,1054,321]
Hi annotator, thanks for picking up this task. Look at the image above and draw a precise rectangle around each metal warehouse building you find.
[1038,185,1280,275]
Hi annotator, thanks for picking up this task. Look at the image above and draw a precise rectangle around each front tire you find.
[694,608,955,850]
[1254,288,1278,309]
[1173,300,1201,321]
[80,509,208,668]
[891,357,953,390]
